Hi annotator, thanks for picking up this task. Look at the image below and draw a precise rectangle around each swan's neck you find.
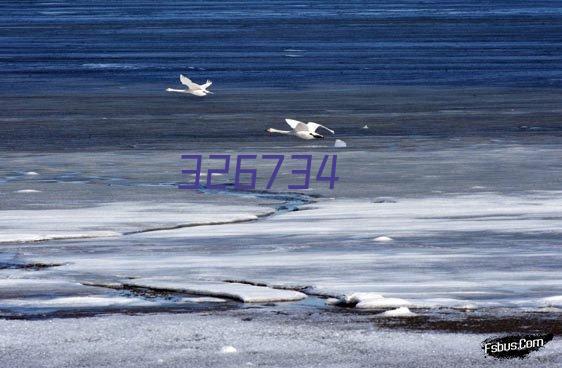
[166,88,186,93]
[268,128,291,135]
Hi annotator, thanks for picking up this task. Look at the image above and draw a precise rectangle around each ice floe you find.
[0,278,73,289]
[124,279,307,303]
[336,293,412,309]
[181,297,227,303]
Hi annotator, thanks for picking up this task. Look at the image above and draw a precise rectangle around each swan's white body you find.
[166,74,213,96]
[267,119,335,140]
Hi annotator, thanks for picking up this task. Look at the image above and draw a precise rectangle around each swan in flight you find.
[266,119,335,140]
[166,74,213,96]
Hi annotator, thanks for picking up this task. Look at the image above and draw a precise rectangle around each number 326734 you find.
[179,154,338,190]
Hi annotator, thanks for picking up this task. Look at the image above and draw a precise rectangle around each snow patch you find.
[220,346,237,354]
[334,139,347,148]
[373,236,393,242]
[471,185,486,189]
[380,307,417,317]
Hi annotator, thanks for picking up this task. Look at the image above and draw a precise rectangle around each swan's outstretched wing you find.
[201,80,212,90]
[180,74,199,89]
[307,122,335,134]
[285,118,308,132]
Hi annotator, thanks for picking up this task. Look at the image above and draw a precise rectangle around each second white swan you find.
[267,119,335,140]
[166,74,213,96]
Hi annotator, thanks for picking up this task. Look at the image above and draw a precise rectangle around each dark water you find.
[2,1,562,150]
[2,0,562,93]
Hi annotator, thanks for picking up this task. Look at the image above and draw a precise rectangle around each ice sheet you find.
[149,191,562,239]
[0,296,154,309]
[0,201,272,243]
[65,191,556,311]
[2,191,560,312]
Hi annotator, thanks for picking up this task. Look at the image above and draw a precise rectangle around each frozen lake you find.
[2,0,562,365]
[1,135,562,317]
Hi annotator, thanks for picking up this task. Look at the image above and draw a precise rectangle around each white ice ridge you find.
[339,292,412,309]
[0,201,273,243]
[542,295,562,307]
[124,279,307,303]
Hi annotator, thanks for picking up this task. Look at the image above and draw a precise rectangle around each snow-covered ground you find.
[0,311,559,368]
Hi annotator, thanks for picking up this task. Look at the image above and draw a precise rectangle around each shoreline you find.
[1,288,560,335]
[0,306,560,368]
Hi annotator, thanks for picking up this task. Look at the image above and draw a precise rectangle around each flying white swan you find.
[166,74,213,96]
[266,119,335,140]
